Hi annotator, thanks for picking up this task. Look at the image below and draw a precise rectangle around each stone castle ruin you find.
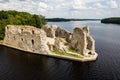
[4,25,97,58]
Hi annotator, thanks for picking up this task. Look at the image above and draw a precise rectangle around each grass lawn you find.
[52,50,84,58]
[0,40,3,43]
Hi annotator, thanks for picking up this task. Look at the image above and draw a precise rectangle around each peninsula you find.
[2,25,98,62]
[101,17,120,24]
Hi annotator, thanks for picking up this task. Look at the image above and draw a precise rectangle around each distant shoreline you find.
[46,18,101,22]
[101,17,120,24]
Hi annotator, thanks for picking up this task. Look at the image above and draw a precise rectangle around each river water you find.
[0,21,120,80]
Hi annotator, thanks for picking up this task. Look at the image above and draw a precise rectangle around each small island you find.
[0,10,98,62]
[101,17,120,24]
[2,25,98,62]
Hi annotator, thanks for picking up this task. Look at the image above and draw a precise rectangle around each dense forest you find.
[101,17,120,24]
[0,10,47,40]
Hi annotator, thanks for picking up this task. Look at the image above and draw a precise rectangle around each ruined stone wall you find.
[4,25,50,54]
[70,27,86,55]
[42,25,71,42]
[3,25,96,56]
[70,27,95,56]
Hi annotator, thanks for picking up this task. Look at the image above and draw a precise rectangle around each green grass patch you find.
[68,48,78,53]
[68,48,84,58]
[52,50,83,58]
[0,40,3,43]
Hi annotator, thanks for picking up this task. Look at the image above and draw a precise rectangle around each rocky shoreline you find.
[2,25,98,62]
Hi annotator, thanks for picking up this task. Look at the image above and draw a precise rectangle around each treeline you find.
[47,18,100,22]
[101,17,120,24]
[47,18,70,22]
[0,10,47,40]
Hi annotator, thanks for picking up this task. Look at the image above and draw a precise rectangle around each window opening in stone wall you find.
[32,39,34,45]
[32,30,34,34]
[21,38,23,41]
[21,29,23,32]
[88,52,92,54]
[7,27,9,30]
[14,36,15,40]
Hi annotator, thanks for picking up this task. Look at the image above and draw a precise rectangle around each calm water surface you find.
[0,21,120,80]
